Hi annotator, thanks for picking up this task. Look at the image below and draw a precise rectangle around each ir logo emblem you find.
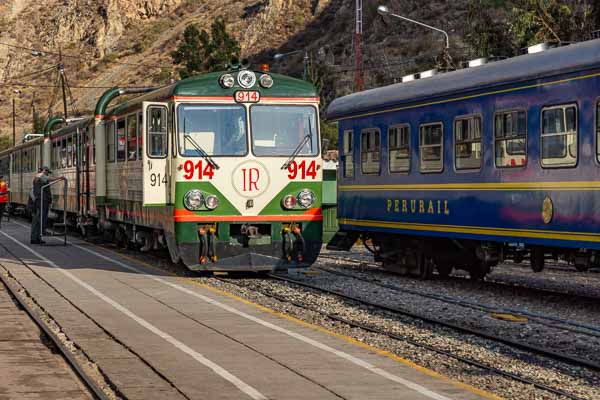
[233,161,270,198]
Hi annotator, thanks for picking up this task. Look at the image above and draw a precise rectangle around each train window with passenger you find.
[419,123,443,172]
[127,114,138,161]
[342,130,354,178]
[116,119,126,162]
[541,105,577,167]
[107,121,115,162]
[148,106,168,158]
[361,128,381,174]
[494,110,527,168]
[455,116,482,170]
[389,124,410,173]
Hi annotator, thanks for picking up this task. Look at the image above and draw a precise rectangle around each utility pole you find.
[354,0,364,91]
[12,98,15,146]
[59,48,68,121]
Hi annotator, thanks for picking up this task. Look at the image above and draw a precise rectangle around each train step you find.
[326,230,360,251]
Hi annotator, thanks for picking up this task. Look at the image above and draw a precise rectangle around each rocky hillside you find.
[0,0,494,142]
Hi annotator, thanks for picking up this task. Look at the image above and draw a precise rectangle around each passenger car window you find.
[419,123,443,172]
[361,128,380,174]
[597,102,600,163]
[61,138,68,168]
[541,105,577,167]
[494,110,526,167]
[116,119,126,162]
[389,125,410,173]
[147,106,168,158]
[127,114,138,161]
[455,116,482,170]
[343,130,354,178]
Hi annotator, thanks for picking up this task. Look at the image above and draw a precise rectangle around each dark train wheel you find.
[417,254,434,280]
[530,248,545,272]
[575,263,589,272]
[436,264,452,278]
[469,262,488,281]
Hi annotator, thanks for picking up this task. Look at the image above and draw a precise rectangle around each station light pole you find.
[377,5,449,50]
[12,89,21,146]
[273,49,310,81]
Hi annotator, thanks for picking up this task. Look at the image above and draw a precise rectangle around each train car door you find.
[142,102,171,206]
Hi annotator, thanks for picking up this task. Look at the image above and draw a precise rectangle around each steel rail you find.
[0,266,108,400]
[214,276,588,400]
[266,272,600,372]
[318,253,600,302]
[315,263,600,338]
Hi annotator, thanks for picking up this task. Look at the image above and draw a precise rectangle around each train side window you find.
[127,114,138,161]
[541,104,577,167]
[61,138,67,168]
[67,136,73,167]
[147,106,168,158]
[107,121,115,163]
[419,123,443,172]
[360,128,381,174]
[116,119,126,162]
[389,124,410,173]
[137,112,143,160]
[596,101,600,163]
[342,130,354,178]
[455,116,482,170]
[494,110,527,167]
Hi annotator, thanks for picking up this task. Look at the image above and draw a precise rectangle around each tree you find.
[32,109,44,134]
[171,18,241,79]
[465,0,516,58]
[0,136,11,152]
[510,0,595,47]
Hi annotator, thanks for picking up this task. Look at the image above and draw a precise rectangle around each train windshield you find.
[250,105,318,157]
[177,104,247,156]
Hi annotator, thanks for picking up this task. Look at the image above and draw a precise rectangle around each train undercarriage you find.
[328,230,600,279]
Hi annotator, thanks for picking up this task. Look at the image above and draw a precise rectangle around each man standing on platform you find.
[30,166,58,244]
[0,175,8,229]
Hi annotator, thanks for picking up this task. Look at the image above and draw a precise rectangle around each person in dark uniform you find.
[0,175,8,229]
[30,166,58,244]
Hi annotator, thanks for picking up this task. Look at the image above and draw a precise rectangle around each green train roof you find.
[107,70,318,117]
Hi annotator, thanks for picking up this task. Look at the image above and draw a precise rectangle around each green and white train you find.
[0,68,324,271]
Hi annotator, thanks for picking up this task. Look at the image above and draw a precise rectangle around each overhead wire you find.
[5,64,58,82]
[0,41,172,69]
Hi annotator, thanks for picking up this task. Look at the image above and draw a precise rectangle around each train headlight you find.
[219,74,235,88]
[259,74,273,88]
[184,190,204,210]
[297,190,315,209]
[282,195,297,210]
[237,70,256,88]
[205,195,219,210]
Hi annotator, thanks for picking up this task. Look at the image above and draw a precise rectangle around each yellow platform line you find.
[107,246,503,400]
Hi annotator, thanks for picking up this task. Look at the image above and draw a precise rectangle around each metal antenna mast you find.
[354,0,364,91]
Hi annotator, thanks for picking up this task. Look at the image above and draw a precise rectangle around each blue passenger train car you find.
[326,39,600,279]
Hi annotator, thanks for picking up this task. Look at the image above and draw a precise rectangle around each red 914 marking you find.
[235,91,260,103]
[183,160,214,180]
[287,160,317,180]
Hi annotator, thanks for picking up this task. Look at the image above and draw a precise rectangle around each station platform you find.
[0,220,498,400]
[0,278,93,399]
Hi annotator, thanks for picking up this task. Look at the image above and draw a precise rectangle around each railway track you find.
[318,253,600,302]
[213,274,592,400]
[313,263,600,339]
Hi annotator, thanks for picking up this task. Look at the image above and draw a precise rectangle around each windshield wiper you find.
[281,118,314,170]
[184,134,220,170]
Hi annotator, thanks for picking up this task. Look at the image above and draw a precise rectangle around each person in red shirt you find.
[0,175,8,229]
